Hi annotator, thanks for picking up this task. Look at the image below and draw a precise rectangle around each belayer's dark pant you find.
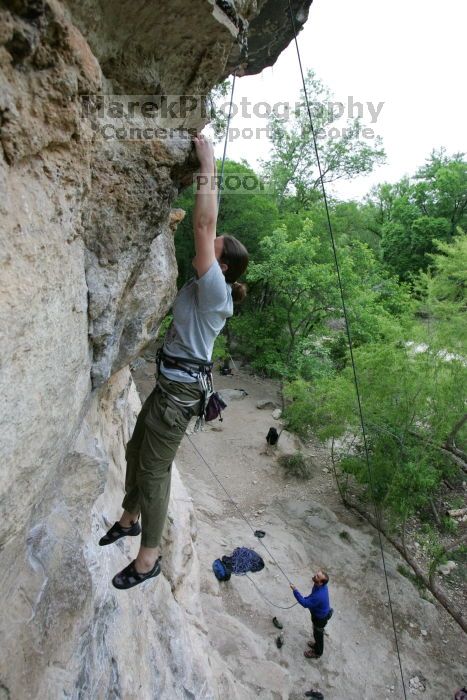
[122,374,202,548]
[311,614,329,657]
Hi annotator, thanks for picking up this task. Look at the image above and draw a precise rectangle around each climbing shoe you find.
[112,556,162,590]
[304,691,324,699]
[99,519,141,546]
[272,616,283,629]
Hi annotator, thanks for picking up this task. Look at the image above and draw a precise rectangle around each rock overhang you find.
[60,0,313,93]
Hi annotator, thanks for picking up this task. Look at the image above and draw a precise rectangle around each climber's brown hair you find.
[219,234,249,303]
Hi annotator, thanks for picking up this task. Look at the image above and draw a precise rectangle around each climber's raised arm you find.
[192,133,218,278]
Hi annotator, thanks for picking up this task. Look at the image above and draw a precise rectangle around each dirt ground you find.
[132,361,467,700]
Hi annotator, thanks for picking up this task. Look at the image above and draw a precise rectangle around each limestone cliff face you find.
[0,0,312,696]
[1,369,221,699]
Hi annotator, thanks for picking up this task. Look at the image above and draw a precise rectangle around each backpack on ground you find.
[212,558,231,581]
[266,427,279,445]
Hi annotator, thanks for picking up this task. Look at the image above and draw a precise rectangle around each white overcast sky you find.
[212,0,467,200]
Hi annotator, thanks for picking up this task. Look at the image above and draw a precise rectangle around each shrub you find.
[278,452,312,480]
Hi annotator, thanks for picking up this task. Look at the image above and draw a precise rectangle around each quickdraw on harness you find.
[155,348,226,431]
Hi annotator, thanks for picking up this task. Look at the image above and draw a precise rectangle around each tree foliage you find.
[232,209,409,378]
[262,70,386,210]
[169,70,465,549]
[283,234,466,522]
[366,150,467,280]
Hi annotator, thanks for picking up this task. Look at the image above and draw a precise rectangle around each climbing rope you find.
[286,2,407,697]
[228,547,265,574]
[189,21,411,669]
[245,573,298,610]
[188,70,299,611]
[187,433,297,611]
[217,71,237,207]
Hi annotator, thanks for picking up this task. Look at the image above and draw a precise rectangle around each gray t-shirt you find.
[161,260,233,383]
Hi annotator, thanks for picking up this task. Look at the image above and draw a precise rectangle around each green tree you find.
[262,70,385,210]
[366,151,467,280]
[380,216,450,279]
[414,231,467,453]
[232,221,338,377]
[232,214,408,378]
[283,233,466,523]
[416,231,467,350]
[413,149,467,232]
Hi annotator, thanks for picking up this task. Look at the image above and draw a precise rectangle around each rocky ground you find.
[132,360,467,700]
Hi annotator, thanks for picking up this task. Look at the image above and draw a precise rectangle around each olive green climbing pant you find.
[122,374,202,548]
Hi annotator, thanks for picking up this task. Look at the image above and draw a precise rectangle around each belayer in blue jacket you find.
[290,569,333,659]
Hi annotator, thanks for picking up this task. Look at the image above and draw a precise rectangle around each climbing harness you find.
[286,1,407,696]
[156,347,213,378]
[155,348,225,430]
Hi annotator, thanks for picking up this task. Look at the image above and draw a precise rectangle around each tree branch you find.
[340,496,467,633]
[445,413,467,449]
[408,430,467,473]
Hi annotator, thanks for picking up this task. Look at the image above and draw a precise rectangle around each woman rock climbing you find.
[99,133,249,589]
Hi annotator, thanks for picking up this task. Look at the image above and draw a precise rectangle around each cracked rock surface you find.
[1,0,312,696]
